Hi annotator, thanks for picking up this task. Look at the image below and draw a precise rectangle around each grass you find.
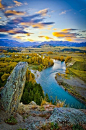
[39,122,59,130]
[69,68,86,82]
[5,116,17,125]
[71,61,86,71]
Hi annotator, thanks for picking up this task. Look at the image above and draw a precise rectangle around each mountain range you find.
[0,39,86,47]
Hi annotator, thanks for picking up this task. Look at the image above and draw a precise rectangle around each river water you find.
[31,60,86,109]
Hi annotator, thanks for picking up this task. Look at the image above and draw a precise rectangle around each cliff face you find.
[1,62,28,114]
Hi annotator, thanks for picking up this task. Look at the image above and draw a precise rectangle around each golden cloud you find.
[32,23,44,29]
[5,10,25,16]
[61,29,69,32]
[65,37,73,42]
[7,6,13,9]
[0,0,4,9]
[45,36,53,40]
[38,35,53,40]
[52,32,76,38]
[61,28,77,32]
[14,36,21,39]
[38,36,44,38]
[21,22,46,29]
[53,28,57,30]
[36,8,48,16]
[26,39,34,42]
[20,22,33,26]
[52,29,78,42]
[52,32,65,37]
[14,0,22,6]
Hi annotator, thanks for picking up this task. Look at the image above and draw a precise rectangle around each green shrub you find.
[5,116,17,125]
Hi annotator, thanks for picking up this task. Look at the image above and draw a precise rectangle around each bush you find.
[65,56,71,63]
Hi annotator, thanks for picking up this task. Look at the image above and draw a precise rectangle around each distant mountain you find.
[0,39,86,47]
[0,39,39,47]
[0,39,25,47]
[33,41,86,47]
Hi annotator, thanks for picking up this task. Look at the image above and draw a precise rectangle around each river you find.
[31,60,86,109]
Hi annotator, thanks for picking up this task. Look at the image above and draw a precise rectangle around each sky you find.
[0,0,86,43]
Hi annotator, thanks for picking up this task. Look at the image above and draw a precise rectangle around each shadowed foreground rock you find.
[1,62,28,115]
[49,107,86,125]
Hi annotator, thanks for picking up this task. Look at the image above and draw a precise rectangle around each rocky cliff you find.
[1,62,28,115]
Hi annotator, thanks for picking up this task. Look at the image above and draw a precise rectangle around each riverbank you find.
[55,73,86,105]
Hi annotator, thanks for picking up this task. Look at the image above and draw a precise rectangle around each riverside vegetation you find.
[0,46,86,130]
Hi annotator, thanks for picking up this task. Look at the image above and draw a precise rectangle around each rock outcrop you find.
[49,107,86,125]
[1,62,28,115]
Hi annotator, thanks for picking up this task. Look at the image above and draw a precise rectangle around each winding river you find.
[31,60,86,109]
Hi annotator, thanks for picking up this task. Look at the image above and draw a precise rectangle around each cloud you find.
[0,0,4,9]
[59,9,71,15]
[61,28,78,32]
[47,25,53,30]
[14,0,22,6]
[79,8,86,12]
[36,8,48,16]
[14,36,21,39]
[26,39,34,42]
[82,30,86,32]
[21,21,54,29]
[0,3,55,41]
[65,37,73,42]
[38,36,44,38]
[52,28,79,42]
[0,27,33,37]
[5,10,25,16]
[38,35,53,40]
[53,28,57,30]
[45,36,53,40]
[7,6,13,9]
[52,32,76,37]
[52,28,86,42]
[32,23,44,29]
[13,35,34,42]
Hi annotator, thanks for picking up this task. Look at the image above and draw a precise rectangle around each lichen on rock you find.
[1,62,28,115]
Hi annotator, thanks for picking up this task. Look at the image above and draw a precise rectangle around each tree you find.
[60,56,64,61]
[21,89,29,104]
[1,73,10,81]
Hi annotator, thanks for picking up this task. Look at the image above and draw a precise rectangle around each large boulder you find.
[49,107,86,126]
[1,62,28,115]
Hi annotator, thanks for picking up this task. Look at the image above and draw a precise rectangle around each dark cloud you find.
[42,22,55,25]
